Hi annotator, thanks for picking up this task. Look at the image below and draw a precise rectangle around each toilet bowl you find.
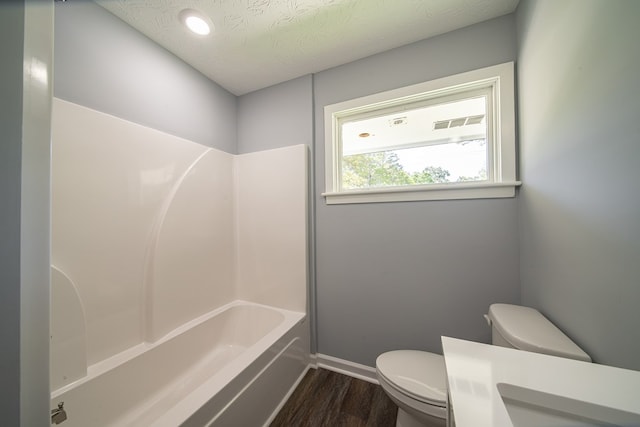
[376,350,446,427]
[375,303,591,427]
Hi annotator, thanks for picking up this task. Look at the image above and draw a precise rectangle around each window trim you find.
[323,62,520,204]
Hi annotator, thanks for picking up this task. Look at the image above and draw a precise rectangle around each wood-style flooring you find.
[270,368,398,427]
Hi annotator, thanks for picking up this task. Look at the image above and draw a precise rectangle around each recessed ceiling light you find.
[180,9,212,36]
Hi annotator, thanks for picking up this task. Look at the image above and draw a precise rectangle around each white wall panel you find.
[147,149,236,341]
[235,145,308,312]
[50,265,87,391]
[52,99,210,365]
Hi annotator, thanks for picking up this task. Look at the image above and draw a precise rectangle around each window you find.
[323,62,519,204]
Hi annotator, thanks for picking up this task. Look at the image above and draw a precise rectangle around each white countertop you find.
[441,336,640,427]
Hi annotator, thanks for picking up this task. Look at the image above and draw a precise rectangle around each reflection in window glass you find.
[340,96,488,190]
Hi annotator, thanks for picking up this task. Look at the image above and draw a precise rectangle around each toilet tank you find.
[487,303,591,362]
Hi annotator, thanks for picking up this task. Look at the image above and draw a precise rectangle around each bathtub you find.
[51,301,310,426]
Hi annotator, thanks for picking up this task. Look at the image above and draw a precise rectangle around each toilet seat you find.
[376,350,447,407]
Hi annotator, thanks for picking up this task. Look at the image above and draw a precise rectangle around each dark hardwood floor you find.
[270,368,398,427]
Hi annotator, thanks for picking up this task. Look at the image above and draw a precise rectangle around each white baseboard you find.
[310,353,379,384]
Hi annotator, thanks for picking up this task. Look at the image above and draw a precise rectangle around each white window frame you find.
[322,62,520,204]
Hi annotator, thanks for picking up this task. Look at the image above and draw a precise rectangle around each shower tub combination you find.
[51,302,309,427]
[50,99,310,426]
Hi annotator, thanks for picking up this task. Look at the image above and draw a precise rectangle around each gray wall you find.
[516,0,640,370]
[0,2,53,425]
[237,75,313,154]
[0,5,26,424]
[55,1,237,153]
[314,15,520,366]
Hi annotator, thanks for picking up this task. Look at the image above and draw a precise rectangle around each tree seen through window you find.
[342,140,487,190]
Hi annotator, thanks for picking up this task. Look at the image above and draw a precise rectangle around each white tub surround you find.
[442,337,640,427]
[51,99,309,425]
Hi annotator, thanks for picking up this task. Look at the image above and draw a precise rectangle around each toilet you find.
[375,303,591,427]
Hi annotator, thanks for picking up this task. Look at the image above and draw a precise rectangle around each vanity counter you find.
[441,336,640,427]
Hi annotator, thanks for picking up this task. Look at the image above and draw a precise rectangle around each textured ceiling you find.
[96,0,519,95]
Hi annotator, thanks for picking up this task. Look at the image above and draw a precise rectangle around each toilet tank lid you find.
[488,304,591,362]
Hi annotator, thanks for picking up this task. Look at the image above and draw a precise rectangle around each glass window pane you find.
[342,140,487,189]
[341,96,487,190]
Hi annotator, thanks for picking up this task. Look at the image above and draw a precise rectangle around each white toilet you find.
[375,303,592,427]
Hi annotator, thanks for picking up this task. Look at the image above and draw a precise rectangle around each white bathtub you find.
[51,301,309,426]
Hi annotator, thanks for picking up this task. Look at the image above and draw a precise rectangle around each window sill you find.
[322,181,521,204]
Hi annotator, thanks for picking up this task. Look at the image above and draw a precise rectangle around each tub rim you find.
[51,300,305,399]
